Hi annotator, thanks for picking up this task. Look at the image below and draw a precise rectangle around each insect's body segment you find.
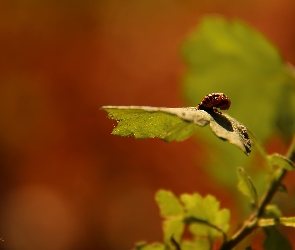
[196,93,251,154]
[197,93,231,111]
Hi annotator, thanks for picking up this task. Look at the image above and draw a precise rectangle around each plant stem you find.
[219,135,295,250]
[170,236,181,250]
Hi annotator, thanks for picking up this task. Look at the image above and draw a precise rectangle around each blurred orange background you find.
[0,1,295,249]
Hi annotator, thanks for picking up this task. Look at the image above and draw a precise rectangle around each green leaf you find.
[134,242,165,250]
[264,204,282,218]
[267,153,294,171]
[102,106,197,141]
[182,16,295,143]
[155,191,185,247]
[181,194,230,239]
[237,167,258,207]
[181,239,210,250]
[279,217,295,227]
[187,220,211,237]
[202,195,230,238]
[203,195,220,216]
[163,217,184,246]
[155,190,183,217]
[262,227,292,250]
[102,106,251,155]
[215,209,230,233]
[180,193,204,218]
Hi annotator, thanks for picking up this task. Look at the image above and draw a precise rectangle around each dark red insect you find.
[197,93,231,110]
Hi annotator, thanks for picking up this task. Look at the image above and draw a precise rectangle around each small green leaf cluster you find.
[135,152,295,250]
[135,190,230,250]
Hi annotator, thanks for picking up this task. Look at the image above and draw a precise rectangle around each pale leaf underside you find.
[102,106,251,155]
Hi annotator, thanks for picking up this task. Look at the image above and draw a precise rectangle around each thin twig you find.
[170,236,181,250]
[219,134,295,250]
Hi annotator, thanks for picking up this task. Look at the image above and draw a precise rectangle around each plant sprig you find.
[219,135,295,250]
[103,15,295,250]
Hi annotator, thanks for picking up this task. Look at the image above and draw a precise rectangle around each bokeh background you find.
[0,1,295,249]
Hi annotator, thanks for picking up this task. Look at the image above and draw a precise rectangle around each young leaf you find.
[181,239,210,250]
[215,209,230,234]
[155,190,183,217]
[262,227,292,250]
[237,167,258,207]
[181,194,230,240]
[186,219,211,238]
[180,193,204,218]
[203,195,220,216]
[134,242,165,250]
[202,195,230,239]
[264,204,282,218]
[163,217,184,246]
[154,191,185,247]
[267,153,294,171]
[279,217,295,227]
[102,106,251,155]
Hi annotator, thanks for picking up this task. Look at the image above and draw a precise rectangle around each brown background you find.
[0,0,295,249]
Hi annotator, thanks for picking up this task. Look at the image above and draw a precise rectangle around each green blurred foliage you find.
[181,16,295,188]
[182,16,295,141]
[263,227,292,250]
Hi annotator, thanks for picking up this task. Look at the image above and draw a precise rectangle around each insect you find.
[197,93,231,110]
